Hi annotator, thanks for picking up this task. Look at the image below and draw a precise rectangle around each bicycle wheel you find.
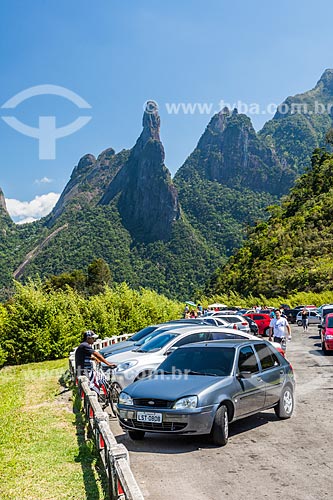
[110,382,122,416]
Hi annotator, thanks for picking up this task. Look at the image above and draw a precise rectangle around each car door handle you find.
[256,376,263,382]
[279,370,284,374]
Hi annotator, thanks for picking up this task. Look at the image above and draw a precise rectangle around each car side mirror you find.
[237,371,252,379]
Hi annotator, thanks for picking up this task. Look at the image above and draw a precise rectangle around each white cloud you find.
[6,192,60,224]
[34,177,53,184]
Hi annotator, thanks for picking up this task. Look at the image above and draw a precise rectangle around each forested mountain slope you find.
[208,149,333,297]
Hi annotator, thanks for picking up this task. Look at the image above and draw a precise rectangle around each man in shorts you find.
[269,309,292,343]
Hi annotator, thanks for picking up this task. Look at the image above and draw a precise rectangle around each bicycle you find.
[91,362,119,417]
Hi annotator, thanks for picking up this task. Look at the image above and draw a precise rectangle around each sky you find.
[1,0,333,222]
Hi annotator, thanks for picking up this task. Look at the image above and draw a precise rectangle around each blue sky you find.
[1,0,333,221]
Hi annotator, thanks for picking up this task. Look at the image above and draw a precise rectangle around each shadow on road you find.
[114,411,276,454]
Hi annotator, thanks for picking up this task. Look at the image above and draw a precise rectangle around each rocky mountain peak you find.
[0,187,12,225]
[135,101,161,149]
[0,188,7,212]
[100,104,180,242]
[316,68,333,94]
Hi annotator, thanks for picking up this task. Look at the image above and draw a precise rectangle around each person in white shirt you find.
[269,309,291,343]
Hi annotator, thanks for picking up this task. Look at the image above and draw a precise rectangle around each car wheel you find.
[211,404,229,446]
[297,320,302,327]
[322,342,327,354]
[263,328,270,337]
[128,430,145,440]
[274,386,294,419]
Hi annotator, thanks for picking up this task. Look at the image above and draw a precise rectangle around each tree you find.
[87,258,112,295]
[325,127,333,146]
[44,270,87,293]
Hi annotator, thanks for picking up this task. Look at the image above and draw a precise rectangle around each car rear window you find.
[323,308,333,317]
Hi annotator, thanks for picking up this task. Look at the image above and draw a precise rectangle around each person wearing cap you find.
[75,330,117,377]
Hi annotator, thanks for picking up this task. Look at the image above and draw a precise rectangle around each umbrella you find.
[185,301,197,307]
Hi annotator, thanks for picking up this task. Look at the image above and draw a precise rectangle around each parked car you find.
[285,308,302,324]
[99,319,212,357]
[295,310,320,326]
[107,326,286,406]
[242,316,259,336]
[200,317,234,328]
[117,339,295,446]
[244,313,271,336]
[212,314,250,333]
[319,313,333,353]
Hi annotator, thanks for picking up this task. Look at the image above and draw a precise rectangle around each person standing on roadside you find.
[301,308,309,332]
[269,309,292,343]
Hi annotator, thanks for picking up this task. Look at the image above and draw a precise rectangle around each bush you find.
[0,280,182,366]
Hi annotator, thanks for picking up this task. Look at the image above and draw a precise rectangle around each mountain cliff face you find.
[260,69,333,180]
[178,108,292,195]
[47,148,130,226]
[0,188,11,224]
[173,109,291,258]
[100,102,180,242]
[5,105,215,299]
[2,70,333,299]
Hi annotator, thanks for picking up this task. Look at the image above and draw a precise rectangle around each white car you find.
[107,325,283,393]
[296,310,321,326]
[210,314,251,333]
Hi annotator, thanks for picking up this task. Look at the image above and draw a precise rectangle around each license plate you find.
[137,412,162,423]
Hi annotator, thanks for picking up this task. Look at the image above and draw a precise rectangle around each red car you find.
[320,313,333,353]
[244,313,272,336]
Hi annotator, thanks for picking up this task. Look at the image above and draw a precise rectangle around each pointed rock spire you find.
[316,68,333,95]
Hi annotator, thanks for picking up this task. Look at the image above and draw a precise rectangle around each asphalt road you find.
[109,325,333,500]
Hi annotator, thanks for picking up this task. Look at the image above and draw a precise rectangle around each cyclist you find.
[75,330,117,378]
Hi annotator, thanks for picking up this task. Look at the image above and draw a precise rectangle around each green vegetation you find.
[0,359,105,500]
[209,149,333,298]
[259,69,333,180]
[0,279,182,366]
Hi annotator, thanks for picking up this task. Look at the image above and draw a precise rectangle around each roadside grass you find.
[0,359,106,500]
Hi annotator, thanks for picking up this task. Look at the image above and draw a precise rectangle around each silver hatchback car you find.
[117,339,295,446]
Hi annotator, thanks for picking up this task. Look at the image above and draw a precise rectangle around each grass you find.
[0,359,106,500]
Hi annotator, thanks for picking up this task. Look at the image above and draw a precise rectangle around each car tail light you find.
[241,322,248,326]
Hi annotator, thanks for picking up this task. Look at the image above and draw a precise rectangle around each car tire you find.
[263,328,270,337]
[322,342,327,354]
[296,320,302,326]
[211,404,229,446]
[128,430,145,440]
[274,385,294,419]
